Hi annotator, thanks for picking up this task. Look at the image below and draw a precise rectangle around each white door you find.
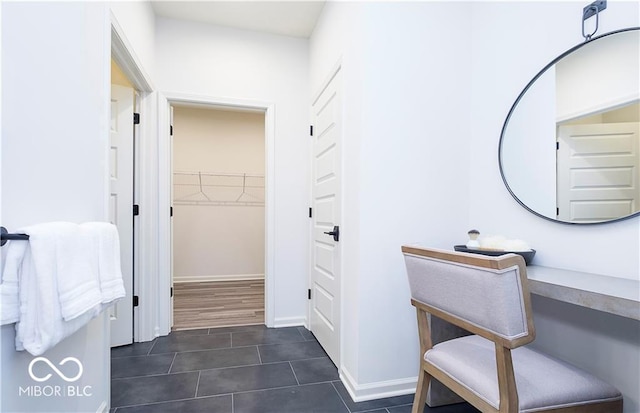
[557,122,640,222]
[310,69,342,365]
[110,84,135,347]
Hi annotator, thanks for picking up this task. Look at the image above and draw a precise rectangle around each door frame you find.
[158,92,276,329]
[111,14,155,342]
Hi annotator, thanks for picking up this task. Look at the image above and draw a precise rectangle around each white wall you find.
[172,107,265,281]
[356,2,472,385]
[469,2,640,412]
[310,1,365,384]
[155,18,310,326]
[109,1,156,82]
[1,2,111,411]
[311,0,472,396]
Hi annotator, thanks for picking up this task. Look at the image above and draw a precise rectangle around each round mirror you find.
[499,28,640,224]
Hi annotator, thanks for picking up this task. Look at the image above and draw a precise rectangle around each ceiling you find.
[151,1,326,38]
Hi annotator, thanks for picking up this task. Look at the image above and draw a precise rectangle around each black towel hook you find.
[0,226,30,247]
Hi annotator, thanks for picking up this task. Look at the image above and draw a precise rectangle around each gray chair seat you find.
[426,335,622,412]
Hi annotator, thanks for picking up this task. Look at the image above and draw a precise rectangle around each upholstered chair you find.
[402,246,623,413]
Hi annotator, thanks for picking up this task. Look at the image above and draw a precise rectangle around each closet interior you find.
[171,105,266,330]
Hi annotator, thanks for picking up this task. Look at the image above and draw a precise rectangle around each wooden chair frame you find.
[402,246,623,413]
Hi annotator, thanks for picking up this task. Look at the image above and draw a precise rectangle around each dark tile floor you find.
[110,325,478,413]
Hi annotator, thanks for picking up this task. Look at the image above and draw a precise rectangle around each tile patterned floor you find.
[110,325,479,413]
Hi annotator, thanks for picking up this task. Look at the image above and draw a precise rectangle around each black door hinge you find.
[557,207,560,216]
[133,204,140,216]
[133,113,140,125]
[170,287,173,298]
[556,142,560,150]
[308,289,312,300]
[133,295,139,307]
[310,125,313,137]
[170,125,173,136]
[170,206,173,217]
[309,207,313,218]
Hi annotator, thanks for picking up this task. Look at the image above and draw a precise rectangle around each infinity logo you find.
[28,357,83,383]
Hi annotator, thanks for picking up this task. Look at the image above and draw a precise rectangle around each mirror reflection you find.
[500,28,640,224]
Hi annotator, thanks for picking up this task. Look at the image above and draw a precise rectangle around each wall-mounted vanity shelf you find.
[527,266,639,320]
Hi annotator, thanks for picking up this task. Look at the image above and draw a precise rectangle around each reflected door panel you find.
[557,122,639,222]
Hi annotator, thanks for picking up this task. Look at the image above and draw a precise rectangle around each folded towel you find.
[0,240,28,325]
[26,222,103,321]
[13,221,126,355]
[15,243,100,355]
[81,222,125,305]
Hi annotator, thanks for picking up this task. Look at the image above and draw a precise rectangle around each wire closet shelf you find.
[173,171,265,207]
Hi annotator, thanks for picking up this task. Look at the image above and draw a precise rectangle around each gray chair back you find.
[403,247,534,345]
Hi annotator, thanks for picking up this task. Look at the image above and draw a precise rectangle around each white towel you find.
[15,243,100,355]
[81,222,125,305]
[0,240,27,325]
[13,221,126,355]
[26,222,103,321]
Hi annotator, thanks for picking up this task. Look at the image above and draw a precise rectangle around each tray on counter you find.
[454,245,536,265]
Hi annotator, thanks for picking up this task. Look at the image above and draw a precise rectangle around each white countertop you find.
[526,265,640,321]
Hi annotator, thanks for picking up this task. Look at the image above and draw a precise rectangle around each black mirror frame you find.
[498,27,640,225]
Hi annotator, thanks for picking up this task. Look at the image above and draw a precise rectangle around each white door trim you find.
[110,12,154,93]
[110,12,158,342]
[158,92,276,329]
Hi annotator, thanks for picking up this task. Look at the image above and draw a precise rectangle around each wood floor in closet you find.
[172,280,265,330]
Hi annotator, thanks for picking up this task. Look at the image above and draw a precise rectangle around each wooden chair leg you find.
[412,366,431,413]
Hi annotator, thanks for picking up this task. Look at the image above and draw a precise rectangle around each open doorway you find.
[171,105,266,330]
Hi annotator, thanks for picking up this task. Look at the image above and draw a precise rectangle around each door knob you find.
[323,225,340,242]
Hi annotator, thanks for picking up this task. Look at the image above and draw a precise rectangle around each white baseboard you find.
[339,366,417,402]
[273,316,307,328]
[173,274,265,283]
